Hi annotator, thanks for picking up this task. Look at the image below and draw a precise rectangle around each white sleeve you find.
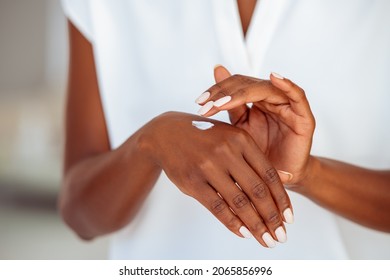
[61,0,93,42]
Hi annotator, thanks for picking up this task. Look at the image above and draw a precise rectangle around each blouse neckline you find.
[212,0,289,76]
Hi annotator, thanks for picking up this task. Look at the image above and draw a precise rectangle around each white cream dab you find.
[192,120,214,130]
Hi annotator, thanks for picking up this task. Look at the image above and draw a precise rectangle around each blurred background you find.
[0,0,389,260]
[0,0,108,259]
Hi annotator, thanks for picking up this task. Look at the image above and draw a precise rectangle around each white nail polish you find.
[283,208,294,224]
[239,226,253,239]
[214,96,232,107]
[197,101,214,115]
[275,227,287,243]
[271,72,284,79]
[262,232,276,248]
[195,91,210,104]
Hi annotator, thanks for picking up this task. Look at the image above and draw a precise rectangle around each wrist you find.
[123,116,164,168]
[289,155,321,195]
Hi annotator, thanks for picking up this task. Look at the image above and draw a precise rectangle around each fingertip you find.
[195,91,211,104]
[271,72,284,80]
[275,226,287,243]
[283,208,294,224]
[197,100,214,115]
[213,95,232,107]
[262,232,277,248]
[214,64,224,70]
[270,73,307,103]
[239,226,253,239]
[214,64,232,83]
[270,72,291,90]
[277,170,293,184]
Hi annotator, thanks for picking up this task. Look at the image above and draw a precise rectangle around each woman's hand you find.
[196,66,315,186]
[140,111,294,247]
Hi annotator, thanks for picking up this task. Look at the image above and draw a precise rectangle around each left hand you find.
[195,66,315,185]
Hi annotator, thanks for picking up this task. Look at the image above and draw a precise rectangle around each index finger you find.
[198,76,288,117]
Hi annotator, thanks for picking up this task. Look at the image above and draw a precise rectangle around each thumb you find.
[277,170,294,184]
[214,64,231,83]
[213,65,248,125]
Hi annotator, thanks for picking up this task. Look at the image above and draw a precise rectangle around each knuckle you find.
[232,193,249,209]
[214,83,222,89]
[234,74,254,85]
[198,158,215,174]
[231,129,248,145]
[266,210,282,225]
[210,83,222,92]
[236,88,249,102]
[213,140,233,155]
[263,168,280,185]
[211,83,230,96]
[182,169,200,184]
[210,198,227,215]
[293,87,306,101]
[179,175,201,197]
[251,181,268,199]
[236,88,246,96]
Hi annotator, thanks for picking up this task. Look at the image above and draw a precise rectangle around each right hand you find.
[140,111,293,248]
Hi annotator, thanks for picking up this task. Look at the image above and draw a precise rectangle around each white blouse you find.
[62,0,390,259]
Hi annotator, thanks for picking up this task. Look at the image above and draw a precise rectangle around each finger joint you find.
[264,168,280,185]
[232,193,249,209]
[252,181,268,199]
[266,210,282,225]
[210,198,227,215]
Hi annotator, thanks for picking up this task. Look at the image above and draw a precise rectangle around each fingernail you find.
[277,170,293,183]
[214,64,223,70]
[195,91,210,104]
[197,101,214,115]
[275,227,287,243]
[271,72,284,79]
[283,208,294,224]
[239,226,253,239]
[262,232,276,248]
[214,96,232,107]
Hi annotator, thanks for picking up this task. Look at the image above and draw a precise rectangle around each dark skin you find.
[60,0,390,253]
[237,0,257,36]
[198,65,390,232]
[60,1,293,247]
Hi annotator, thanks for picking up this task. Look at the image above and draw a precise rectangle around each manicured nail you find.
[277,170,293,182]
[275,227,287,243]
[239,226,253,239]
[195,91,210,104]
[262,232,276,248]
[214,96,232,107]
[197,101,214,115]
[283,208,294,224]
[271,72,284,79]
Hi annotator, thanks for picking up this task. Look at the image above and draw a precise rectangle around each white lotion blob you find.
[192,120,214,130]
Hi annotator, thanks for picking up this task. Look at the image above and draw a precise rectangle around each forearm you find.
[60,129,161,240]
[295,156,390,232]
